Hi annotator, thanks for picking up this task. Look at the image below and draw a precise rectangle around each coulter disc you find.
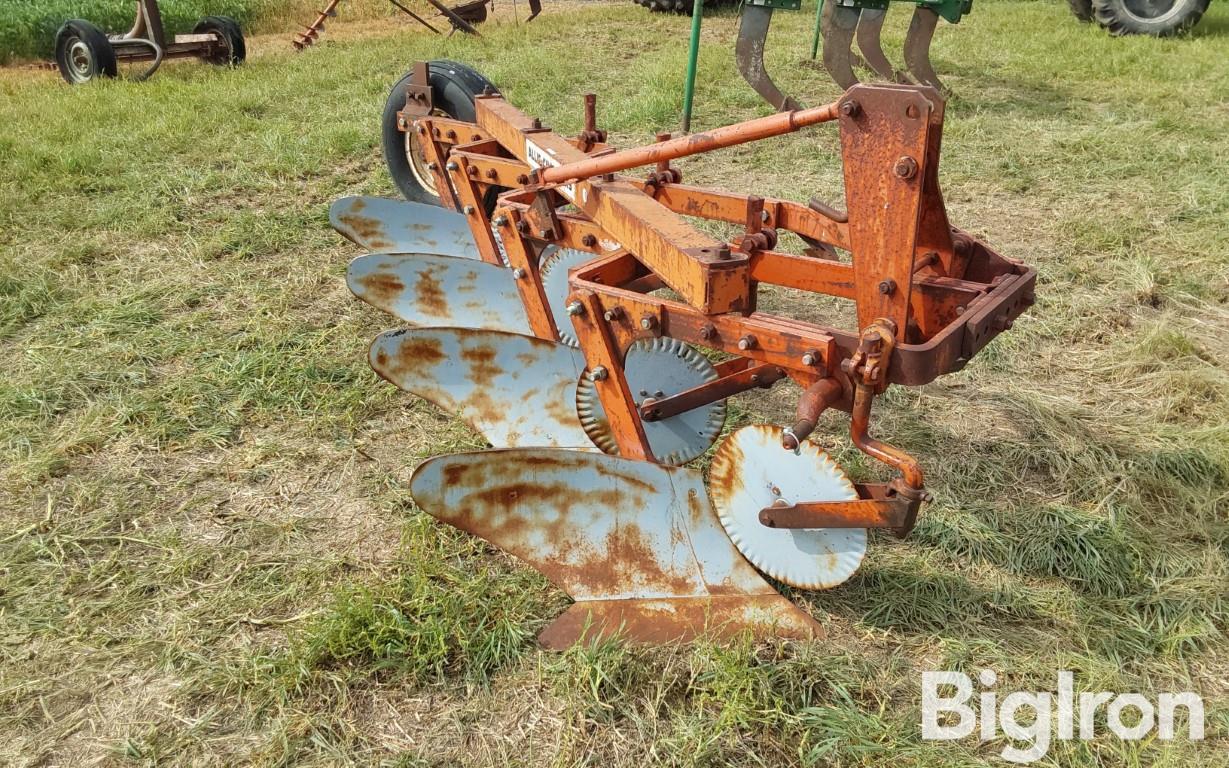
[538,245,596,347]
[575,337,725,466]
[709,425,866,589]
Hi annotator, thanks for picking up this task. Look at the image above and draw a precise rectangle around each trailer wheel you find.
[1068,0,1094,22]
[54,20,117,85]
[383,60,499,206]
[1092,0,1210,36]
[194,16,246,66]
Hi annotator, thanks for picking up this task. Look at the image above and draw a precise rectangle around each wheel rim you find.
[213,32,232,64]
[405,108,447,199]
[66,38,94,83]
[1122,0,1180,22]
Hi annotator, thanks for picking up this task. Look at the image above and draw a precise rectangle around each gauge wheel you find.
[383,60,499,206]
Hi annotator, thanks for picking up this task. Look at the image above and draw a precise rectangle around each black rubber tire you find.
[382,60,499,206]
[194,16,246,66]
[636,0,736,15]
[1068,0,1095,22]
[54,20,117,85]
[1092,0,1210,36]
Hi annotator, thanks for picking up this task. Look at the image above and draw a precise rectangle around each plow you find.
[330,60,1034,647]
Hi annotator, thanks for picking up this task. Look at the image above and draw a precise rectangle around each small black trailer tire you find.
[194,16,247,66]
[55,20,118,84]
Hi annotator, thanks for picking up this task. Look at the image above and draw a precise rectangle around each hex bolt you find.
[516,220,530,235]
[463,205,476,215]
[531,118,543,130]
[640,315,658,331]
[760,210,770,223]
[416,125,427,135]
[566,301,585,317]
[738,334,757,351]
[699,323,716,340]
[878,279,897,296]
[467,166,479,177]
[516,174,530,185]
[446,130,457,140]
[802,351,818,366]
[446,161,459,172]
[603,307,624,322]
[750,374,761,385]
[581,234,597,248]
[512,267,527,279]
[538,229,552,239]
[590,366,609,382]
[426,161,438,171]
[840,99,861,117]
[485,169,498,180]
[492,215,509,227]
[894,157,918,180]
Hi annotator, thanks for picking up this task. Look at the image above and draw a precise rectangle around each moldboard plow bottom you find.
[332,59,1035,647]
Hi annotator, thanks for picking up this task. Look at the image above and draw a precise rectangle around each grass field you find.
[2,1,1228,765]
[0,0,399,63]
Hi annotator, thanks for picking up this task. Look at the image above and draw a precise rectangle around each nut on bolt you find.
[893,156,918,180]
[463,205,476,215]
[639,314,658,331]
[738,334,757,351]
[492,215,509,227]
[699,323,716,340]
[802,350,819,366]
[445,161,459,172]
[589,366,609,382]
[512,267,527,279]
[878,279,896,296]
[565,301,585,317]
[603,307,624,322]
[840,99,861,117]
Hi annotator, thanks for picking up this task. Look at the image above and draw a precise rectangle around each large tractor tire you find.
[383,60,498,206]
[1091,0,1210,36]
[1068,0,1095,22]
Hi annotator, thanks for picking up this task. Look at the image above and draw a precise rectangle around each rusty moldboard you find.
[410,447,824,646]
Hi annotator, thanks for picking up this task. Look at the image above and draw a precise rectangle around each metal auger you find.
[331,60,1034,648]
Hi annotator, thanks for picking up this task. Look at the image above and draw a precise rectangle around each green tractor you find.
[1068,0,1211,35]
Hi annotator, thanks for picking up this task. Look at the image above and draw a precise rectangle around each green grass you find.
[2,0,1228,765]
[0,0,399,63]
